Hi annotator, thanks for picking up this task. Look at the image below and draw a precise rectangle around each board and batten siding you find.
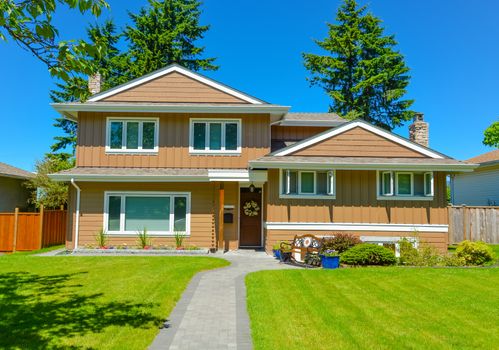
[453,165,499,206]
[76,112,270,168]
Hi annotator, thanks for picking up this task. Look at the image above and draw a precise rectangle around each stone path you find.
[149,250,296,350]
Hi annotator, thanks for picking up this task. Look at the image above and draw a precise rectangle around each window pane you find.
[316,172,328,194]
[108,196,121,231]
[143,122,155,149]
[174,197,187,232]
[425,173,433,195]
[110,122,123,149]
[300,172,315,194]
[125,197,170,231]
[382,172,392,195]
[209,123,222,150]
[193,123,206,150]
[414,173,424,196]
[397,174,412,195]
[289,171,298,194]
[126,122,139,149]
[225,123,238,150]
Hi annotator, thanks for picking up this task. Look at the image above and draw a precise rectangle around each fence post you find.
[462,205,467,241]
[39,204,44,249]
[12,208,19,252]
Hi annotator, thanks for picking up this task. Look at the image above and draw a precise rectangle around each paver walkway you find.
[149,250,296,350]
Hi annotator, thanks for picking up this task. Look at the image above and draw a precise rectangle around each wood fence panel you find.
[0,214,15,251]
[448,206,499,244]
[42,210,67,247]
[16,213,41,251]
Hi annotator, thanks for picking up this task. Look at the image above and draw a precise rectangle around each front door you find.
[239,187,262,247]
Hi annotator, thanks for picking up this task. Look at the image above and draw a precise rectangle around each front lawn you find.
[246,268,499,350]
[0,255,228,349]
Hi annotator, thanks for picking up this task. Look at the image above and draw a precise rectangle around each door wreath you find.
[243,200,260,217]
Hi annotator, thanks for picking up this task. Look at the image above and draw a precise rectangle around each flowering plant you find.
[243,200,260,216]
[321,249,339,257]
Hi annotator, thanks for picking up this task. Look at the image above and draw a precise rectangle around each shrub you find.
[136,228,152,249]
[341,244,397,266]
[399,239,466,267]
[95,228,108,248]
[272,241,286,250]
[456,241,495,265]
[174,231,186,248]
[322,234,361,254]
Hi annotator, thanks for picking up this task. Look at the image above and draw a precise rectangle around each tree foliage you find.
[483,121,499,148]
[303,0,413,130]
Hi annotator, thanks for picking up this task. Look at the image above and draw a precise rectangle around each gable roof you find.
[271,119,446,159]
[0,162,34,179]
[88,64,266,104]
[467,149,499,165]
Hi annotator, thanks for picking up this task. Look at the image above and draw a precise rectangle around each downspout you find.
[70,178,81,251]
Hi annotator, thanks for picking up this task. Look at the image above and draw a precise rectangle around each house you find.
[0,162,34,212]
[49,64,476,252]
[451,149,499,206]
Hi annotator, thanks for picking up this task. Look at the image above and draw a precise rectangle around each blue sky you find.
[1,0,498,171]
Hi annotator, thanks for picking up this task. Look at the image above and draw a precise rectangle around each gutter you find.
[70,178,81,252]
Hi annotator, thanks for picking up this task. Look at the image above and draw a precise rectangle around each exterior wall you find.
[0,177,30,212]
[291,126,427,157]
[271,125,330,141]
[103,71,248,104]
[76,112,270,168]
[453,165,499,206]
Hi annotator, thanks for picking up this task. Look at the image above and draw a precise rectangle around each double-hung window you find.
[105,192,190,235]
[378,171,434,199]
[190,119,241,154]
[106,118,158,153]
[281,170,335,198]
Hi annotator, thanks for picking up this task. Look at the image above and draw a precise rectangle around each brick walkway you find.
[149,250,295,350]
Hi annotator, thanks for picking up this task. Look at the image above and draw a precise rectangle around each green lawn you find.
[0,255,228,349]
[246,267,499,350]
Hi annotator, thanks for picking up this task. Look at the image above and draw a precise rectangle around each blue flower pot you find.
[321,255,340,269]
[273,249,281,260]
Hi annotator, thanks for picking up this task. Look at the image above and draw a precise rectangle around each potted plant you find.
[272,242,283,259]
[320,249,340,269]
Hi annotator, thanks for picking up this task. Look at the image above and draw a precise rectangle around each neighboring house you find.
[451,150,499,206]
[49,64,475,252]
[0,162,34,212]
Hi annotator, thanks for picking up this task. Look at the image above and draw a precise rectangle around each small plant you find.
[456,240,495,265]
[174,231,186,249]
[341,244,397,266]
[95,228,108,249]
[304,253,322,267]
[137,228,152,249]
[185,245,200,250]
[321,234,361,254]
[272,241,287,251]
[321,249,339,257]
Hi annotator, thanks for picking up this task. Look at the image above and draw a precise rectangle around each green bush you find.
[322,234,362,254]
[272,241,287,250]
[456,241,495,265]
[399,239,466,267]
[341,244,397,266]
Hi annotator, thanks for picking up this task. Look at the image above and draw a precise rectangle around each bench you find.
[279,234,323,267]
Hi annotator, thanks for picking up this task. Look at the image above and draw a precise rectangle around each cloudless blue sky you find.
[1,0,498,171]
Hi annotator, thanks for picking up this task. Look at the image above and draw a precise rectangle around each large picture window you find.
[378,171,434,199]
[190,119,241,154]
[106,118,158,153]
[104,192,190,235]
[281,170,335,198]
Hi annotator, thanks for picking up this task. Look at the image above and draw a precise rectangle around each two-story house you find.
[50,64,475,252]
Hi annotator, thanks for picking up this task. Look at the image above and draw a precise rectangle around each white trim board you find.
[264,222,449,233]
[88,64,264,104]
[272,120,445,159]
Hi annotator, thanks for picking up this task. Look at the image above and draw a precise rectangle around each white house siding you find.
[453,165,499,206]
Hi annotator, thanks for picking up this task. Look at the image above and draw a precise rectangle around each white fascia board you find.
[264,222,449,233]
[88,65,264,104]
[273,121,444,159]
[48,174,210,182]
[207,169,268,182]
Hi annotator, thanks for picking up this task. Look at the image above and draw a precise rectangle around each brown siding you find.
[266,169,448,225]
[76,112,270,168]
[271,125,331,141]
[103,71,248,104]
[291,126,427,157]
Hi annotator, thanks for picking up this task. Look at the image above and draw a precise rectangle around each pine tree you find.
[126,0,218,75]
[303,0,413,130]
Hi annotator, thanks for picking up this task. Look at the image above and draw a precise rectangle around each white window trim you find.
[103,191,191,236]
[189,118,242,155]
[395,172,414,196]
[377,171,434,201]
[327,170,336,196]
[280,169,336,199]
[424,172,434,197]
[105,117,159,154]
[381,171,394,196]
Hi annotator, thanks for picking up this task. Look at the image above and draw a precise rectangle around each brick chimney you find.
[88,72,101,95]
[409,112,429,147]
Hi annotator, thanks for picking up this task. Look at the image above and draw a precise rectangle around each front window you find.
[190,119,241,154]
[282,170,335,198]
[107,118,158,152]
[378,171,433,199]
[105,192,190,235]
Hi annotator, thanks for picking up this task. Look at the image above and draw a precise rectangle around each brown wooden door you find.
[239,188,262,247]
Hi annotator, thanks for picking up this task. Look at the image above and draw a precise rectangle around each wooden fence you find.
[449,205,499,244]
[0,206,67,252]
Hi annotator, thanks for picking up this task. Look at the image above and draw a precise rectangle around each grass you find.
[9,244,65,256]
[246,267,499,350]
[0,254,228,349]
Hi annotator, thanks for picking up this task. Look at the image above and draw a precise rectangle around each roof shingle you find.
[0,162,34,179]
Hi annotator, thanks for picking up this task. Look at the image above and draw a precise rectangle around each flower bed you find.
[59,248,210,255]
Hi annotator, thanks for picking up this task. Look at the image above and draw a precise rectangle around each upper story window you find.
[189,119,241,154]
[378,171,434,200]
[106,118,159,153]
[281,169,335,199]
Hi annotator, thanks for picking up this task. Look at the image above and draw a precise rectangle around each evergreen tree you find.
[126,0,218,75]
[303,0,413,130]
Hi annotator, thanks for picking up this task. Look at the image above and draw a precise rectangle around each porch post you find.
[218,183,225,251]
